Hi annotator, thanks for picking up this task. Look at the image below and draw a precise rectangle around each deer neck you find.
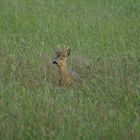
[58,63,68,76]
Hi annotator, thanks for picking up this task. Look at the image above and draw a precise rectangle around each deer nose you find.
[53,60,58,64]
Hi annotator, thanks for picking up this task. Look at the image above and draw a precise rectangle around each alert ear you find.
[67,48,71,56]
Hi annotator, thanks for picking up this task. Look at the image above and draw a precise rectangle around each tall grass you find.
[0,0,140,139]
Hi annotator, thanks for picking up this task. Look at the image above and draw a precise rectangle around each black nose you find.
[53,61,57,64]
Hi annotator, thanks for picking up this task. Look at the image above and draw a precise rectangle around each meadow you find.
[0,0,140,139]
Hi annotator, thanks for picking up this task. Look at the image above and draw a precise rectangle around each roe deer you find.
[53,48,83,86]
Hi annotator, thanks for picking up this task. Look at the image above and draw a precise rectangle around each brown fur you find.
[53,48,83,86]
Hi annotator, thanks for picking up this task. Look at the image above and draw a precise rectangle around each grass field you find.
[0,0,140,139]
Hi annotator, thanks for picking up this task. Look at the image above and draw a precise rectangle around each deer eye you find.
[60,57,63,60]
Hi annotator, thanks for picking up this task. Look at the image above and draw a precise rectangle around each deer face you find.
[53,48,71,69]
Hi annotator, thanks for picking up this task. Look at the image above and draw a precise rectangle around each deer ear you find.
[67,48,71,56]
